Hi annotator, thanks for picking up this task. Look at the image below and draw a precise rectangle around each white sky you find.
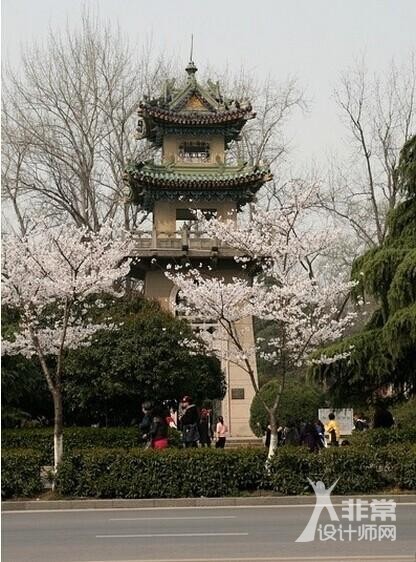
[2,0,416,168]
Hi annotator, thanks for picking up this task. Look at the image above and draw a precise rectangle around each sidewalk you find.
[3,493,415,511]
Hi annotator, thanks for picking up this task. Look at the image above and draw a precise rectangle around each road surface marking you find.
[109,515,237,521]
[96,532,249,538]
[68,555,415,562]
[4,501,416,514]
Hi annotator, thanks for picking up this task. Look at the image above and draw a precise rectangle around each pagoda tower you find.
[124,60,272,437]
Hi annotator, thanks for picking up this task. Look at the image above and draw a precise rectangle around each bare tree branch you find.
[318,56,415,261]
[2,12,174,232]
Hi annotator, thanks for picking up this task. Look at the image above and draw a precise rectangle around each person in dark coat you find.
[315,419,326,448]
[179,396,199,448]
[265,424,283,448]
[139,401,153,445]
[300,422,323,452]
[373,404,395,429]
[353,412,369,431]
[265,425,271,448]
[198,408,213,447]
[148,403,169,449]
[283,419,300,446]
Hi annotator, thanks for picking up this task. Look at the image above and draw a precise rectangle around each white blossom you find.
[2,219,134,360]
[169,185,357,380]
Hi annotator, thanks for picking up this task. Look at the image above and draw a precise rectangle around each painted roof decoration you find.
[137,61,255,147]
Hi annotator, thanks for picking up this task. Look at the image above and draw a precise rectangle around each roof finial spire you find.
[186,34,197,79]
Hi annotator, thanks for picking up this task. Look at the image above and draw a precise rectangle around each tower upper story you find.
[124,61,272,213]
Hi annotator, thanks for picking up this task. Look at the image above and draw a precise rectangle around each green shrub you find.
[374,444,416,490]
[349,427,416,448]
[4,439,415,498]
[392,397,416,429]
[395,448,416,490]
[2,428,141,463]
[56,448,267,498]
[267,446,322,495]
[2,427,183,464]
[1,449,43,498]
[56,444,416,498]
[250,379,324,437]
[268,446,390,495]
[167,427,182,448]
[318,447,387,494]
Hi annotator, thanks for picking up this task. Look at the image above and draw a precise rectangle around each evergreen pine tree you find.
[312,135,416,402]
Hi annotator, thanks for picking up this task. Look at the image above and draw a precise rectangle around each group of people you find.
[139,400,395,451]
[139,395,228,450]
[265,413,346,452]
[265,406,395,452]
[178,396,228,448]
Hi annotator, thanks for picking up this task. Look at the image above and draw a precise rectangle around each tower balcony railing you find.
[132,229,224,252]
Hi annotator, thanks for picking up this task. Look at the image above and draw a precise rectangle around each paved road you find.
[2,503,416,562]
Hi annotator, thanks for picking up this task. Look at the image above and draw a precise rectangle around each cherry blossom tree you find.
[2,220,134,471]
[168,183,357,457]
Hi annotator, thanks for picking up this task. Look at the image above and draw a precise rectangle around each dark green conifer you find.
[311,136,416,402]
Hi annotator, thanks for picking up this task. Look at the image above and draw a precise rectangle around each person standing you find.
[353,412,369,431]
[215,416,228,448]
[198,408,213,447]
[148,404,169,449]
[179,396,200,448]
[139,401,153,447]
[264,425,271,448]
[265,424,283,448]
[325,412,340,447]
[283,419,300,446]
[300,421,323,452]
[315,419,326,448]
[373,403,395,429]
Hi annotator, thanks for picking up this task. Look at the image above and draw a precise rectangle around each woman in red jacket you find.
[149,404,169,449]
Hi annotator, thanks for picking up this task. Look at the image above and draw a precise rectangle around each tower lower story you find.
[130,235,257,437]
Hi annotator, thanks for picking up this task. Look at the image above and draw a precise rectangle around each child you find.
[325,412,340,447]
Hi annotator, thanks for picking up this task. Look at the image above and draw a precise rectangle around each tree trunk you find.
[266,372,285,462]
[267,410,279,460]
[52,389,64,481]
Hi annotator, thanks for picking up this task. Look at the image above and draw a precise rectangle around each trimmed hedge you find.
[3,444,416,499]
[2,427,182,463]
[267,447,388,495]
[5,426,414,465]
[392,397,416,428]
[56,448,267,498]
[373,444,416,490]
[2,449,43,498]
[349,427,416,448]
[55,445,416,499]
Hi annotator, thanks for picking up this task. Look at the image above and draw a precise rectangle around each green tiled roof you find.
[125,162,272,189]
[136,63,255,147]
[139,104,253,125]
[124,161,273,211]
